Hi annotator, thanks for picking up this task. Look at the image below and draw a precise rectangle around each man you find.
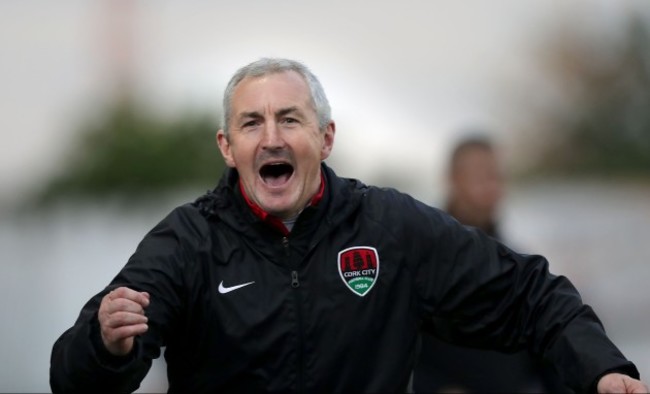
[50,58,646,393]
[445,137,505,239]
[414,136,569,393]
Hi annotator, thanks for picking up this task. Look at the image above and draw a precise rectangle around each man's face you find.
[217,71,335,220]
[452,147,504,213]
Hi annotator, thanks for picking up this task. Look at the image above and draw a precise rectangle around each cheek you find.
[228,140,258,167]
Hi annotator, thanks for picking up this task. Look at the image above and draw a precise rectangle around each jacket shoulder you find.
[363,185,447,220]
[133,202,211,257]
[164,202,210,235]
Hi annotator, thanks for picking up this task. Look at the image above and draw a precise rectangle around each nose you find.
[261,121,285,150]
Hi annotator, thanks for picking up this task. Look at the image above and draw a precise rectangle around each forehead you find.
[456,146,494,162]
[454,147,498,171]
[231,71,313,112]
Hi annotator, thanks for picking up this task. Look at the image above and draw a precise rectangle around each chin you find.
[260,201,294,218]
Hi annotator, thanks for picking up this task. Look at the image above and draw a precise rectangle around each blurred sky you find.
[1,0,647,209]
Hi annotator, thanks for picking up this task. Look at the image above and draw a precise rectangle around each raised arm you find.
[403,196,641,393]
[50,205,204,393]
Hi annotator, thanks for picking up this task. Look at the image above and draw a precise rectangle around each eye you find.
[242,119,260,128]
[281,117,299,125]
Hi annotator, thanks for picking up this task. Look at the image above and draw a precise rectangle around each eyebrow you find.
[237,107,304,123]
[237,111,263,122]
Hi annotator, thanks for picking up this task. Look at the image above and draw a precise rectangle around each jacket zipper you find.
[285,234,304,392]
[291,270,304,392]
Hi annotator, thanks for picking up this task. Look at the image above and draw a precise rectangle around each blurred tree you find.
[529,14,650,177]
[36,98,225,204]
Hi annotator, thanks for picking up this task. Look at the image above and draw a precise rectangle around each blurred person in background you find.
[446,137,504,239]
[50,58,645,393]
[413,136,570,393]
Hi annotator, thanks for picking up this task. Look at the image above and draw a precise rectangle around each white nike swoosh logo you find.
[218,280,255,294]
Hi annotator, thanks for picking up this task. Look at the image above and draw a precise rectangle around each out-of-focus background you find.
[1,0,649,392]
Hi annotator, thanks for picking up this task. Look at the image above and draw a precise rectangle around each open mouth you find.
[259,162,294,187]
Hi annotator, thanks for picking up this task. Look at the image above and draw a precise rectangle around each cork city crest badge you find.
[338,246,380,297]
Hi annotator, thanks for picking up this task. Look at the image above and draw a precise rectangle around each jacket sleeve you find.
[49,293,153,393]
[50,205,206,393]
[405,198,639,393]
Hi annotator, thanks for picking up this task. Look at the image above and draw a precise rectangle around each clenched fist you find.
[598,373,649,394]
[98,287,150,356]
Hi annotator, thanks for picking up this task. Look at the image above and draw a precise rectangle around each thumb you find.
[140,291,150,307]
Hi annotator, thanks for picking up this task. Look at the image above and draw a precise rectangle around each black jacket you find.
[50,163,638,393]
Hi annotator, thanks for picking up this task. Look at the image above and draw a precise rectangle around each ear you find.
[216,130,236,168]
[320,121,336,160]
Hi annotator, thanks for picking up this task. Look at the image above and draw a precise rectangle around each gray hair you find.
[221,58,332,137]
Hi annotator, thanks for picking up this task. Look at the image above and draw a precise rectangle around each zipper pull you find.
[282,236,290,256]
[291,270,300,288]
